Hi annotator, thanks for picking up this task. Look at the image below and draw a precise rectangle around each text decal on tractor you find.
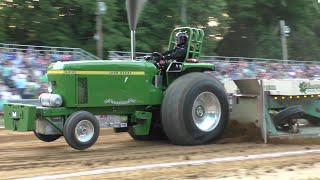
[47,70,145,75]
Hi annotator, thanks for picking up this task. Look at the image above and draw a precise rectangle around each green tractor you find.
[3,1,229,150]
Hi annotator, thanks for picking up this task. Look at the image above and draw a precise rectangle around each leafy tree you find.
[132,0,230,55]
[0,15,5,40]
[0,0,114,55]
[217,0,320,61]
[1,0,319,62]
[0,0,230,57]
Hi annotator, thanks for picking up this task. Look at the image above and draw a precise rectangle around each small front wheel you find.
[64,111,100,150]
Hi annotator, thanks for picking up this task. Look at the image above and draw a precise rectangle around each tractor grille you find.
[77,77,88,104]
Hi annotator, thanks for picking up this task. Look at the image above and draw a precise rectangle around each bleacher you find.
[107,51,320,81]
[1,47,320,113]
[0,43,101,112]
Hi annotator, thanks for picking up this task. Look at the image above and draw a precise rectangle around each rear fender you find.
[165,62,215,86]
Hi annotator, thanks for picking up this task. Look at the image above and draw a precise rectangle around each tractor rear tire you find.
[33,131,61,142]
[64,111,100,150]
[161,72,229,145]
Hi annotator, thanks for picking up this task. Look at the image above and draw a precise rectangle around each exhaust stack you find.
[126,0,146,60]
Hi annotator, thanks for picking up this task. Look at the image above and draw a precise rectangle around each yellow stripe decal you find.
[48,70,145,75]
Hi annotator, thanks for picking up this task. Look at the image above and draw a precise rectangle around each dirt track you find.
[0,128,320,180]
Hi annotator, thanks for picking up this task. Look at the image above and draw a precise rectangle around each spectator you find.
[0,49,7,60]
[10,89,22,100]
[1,88,12,101]
[2,61,12,86]
[24,77,40,99]
[62,52,71,61]
[0,94,8,111]
[1,44,320,107]
[51,51,61,62]
[13,50,24,66]
[0,81,9,95]
[13,73,27,97]
[6,49,16,62]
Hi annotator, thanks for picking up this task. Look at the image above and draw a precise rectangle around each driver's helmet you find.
[175,32,188,46]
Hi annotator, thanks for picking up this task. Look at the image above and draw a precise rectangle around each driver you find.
[145,31,189,68]
[156,31,188,63]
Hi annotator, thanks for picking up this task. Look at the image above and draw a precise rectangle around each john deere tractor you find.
[3,1,229,150]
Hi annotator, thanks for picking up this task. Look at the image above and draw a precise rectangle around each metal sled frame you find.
[230,79,320,143]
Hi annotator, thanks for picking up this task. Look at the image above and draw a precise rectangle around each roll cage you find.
[168,27,205,60]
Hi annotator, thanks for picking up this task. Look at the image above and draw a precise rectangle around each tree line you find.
[0,0,319,61]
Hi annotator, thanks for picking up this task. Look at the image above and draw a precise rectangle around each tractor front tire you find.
[161,72,229,145]
[64,111,100,150]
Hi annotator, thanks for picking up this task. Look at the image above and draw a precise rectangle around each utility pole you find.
[279,20,290,63]
[181,0,187,26]
[96,1,107,59]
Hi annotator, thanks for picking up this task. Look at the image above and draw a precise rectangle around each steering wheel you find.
[152,52,165,60]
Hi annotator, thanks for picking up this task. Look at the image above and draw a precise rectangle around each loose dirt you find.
[0,127,319,180]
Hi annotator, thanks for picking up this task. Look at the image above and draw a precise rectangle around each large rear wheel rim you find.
[75,120,95,143]
[192,92,221,132]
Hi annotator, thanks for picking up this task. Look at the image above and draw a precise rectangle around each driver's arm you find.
[161,48,175,56]
[163,47,187,62]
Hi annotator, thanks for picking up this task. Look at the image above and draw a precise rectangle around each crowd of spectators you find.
[1,48,320,111]
[209,60,320,84]
[0,48,80,110]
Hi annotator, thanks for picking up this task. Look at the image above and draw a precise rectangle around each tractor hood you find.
[48,60,147,72]
[45,60,161,108]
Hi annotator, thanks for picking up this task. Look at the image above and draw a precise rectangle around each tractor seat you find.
[186,58,199,63]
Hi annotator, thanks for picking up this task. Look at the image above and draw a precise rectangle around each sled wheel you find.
[301,114,320,125]
[64,111,100,150]
[128,110,167,141]
[161,72,229,145]
[273,105,304,131]
[33,131,61,142]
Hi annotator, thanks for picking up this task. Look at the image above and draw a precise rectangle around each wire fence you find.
[0,43,100,61]
[107,51,320,65]
[200,56,320,66]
